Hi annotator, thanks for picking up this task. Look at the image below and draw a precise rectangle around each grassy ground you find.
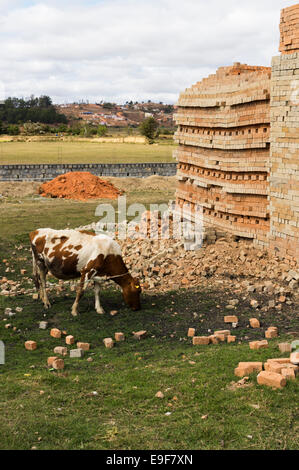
[0,190,298,450]
[0,141,175,165]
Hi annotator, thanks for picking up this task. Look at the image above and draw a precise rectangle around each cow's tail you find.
[31,244,41,294]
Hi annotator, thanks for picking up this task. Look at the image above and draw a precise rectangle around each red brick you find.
[47,356,58,367]
[52,358,65,370]
[25,340,37,351]
[76,342,90,351]
[187,328,196,337]
[53,346,67,356]
[235,361,263,377]
[224,316,238,323]
[50,328,61,339]
[66,335,75,345]
[249,318,260,328]
[257,371,286,389]
[115,332,125,342]
[103,338,114,348]
[249,340,268,350]
[192,336,210,345]
[227,335,236,343]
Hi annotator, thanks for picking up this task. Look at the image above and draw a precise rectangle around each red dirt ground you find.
[39,171,123,201]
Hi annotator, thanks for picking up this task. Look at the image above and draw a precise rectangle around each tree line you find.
[0,95,67,134]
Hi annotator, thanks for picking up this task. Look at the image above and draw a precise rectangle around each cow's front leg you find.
[71,272,87,316]
[94,281,105,314]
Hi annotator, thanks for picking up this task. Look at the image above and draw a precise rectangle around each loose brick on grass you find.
[249,340,268,350]
[132,330,147,340]
[234,362,263,377]
[70,349,84,358]
[76,342,90,351]
[52,359,65,370]
[53,346,67,356]
[227,335,236,343]
[25,341,37,351]
[278,343,292,353]
[50,328,61,339]
[265,328,278,339]
[103,338,114,349]
[249,318,260,328]
[187,328,196,337]
[224,316,238,323]
[115,332,125,342]
[47,356,58,367]
[257,371,286,389]
[66,335,75,345]
[193,336,210,345]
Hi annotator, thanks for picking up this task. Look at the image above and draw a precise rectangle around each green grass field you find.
[0,189,298,450]
[0,141,175,165]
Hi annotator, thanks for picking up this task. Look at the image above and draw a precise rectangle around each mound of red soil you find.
[39,171,123,201]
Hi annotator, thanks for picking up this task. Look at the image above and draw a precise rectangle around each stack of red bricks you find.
[279,4,299,54]
[270,3,299,263]
[174,63,271,244]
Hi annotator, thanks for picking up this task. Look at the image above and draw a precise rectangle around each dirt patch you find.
[39,171,123,201]
[106,175,177,193]
[0,181,40,198]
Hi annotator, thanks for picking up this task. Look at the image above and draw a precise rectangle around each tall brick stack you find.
[174,64,271,242]
[174,3,299,262]
[270,3,299,261]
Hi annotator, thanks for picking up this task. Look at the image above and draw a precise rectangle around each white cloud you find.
[0,0,292,103]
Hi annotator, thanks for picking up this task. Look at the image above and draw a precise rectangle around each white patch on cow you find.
[31,229,122,274]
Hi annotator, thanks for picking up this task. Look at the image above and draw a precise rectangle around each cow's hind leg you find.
[71,272,88,316]
[37,261,51,309]
[94,281,105,314]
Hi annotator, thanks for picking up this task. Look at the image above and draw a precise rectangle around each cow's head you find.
[122,276,142,310]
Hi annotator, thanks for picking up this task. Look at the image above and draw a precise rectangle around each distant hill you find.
[56,101,176,129]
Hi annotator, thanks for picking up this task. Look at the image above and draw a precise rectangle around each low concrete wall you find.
[0,162,177,181]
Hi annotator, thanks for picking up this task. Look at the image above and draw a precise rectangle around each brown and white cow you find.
[29,228,141,316]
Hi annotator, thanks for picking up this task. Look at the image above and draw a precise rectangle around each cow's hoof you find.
[96,308,105,315]
[44,302,51,309]
[71,310,78,317]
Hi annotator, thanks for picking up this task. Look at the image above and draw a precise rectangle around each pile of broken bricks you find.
[24,325,148,370]
[188,315,280,346]
[235,344,299,389]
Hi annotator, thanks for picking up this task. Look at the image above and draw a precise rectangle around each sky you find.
[0,0,296,104]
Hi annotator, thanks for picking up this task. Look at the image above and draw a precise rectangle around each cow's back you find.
[30,229,122,279]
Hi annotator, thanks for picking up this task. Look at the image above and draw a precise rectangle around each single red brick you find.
[187,328,196,337]
[103,338,114,349]
[52,358,65,370]
[209,335,220,344]
[53,346,67,356]
[192,336,210,345]
[66,335,75,345]
[50,328,61,339]
[227,335,236,343]
[265,329,278,339]
[115,332,125,342]
[249,340,268,350]
[76,342,90,351]
[47,356,58,367]
[257,371,286,389]
[224,316,238,323]
[25,340,37,351]
[249,318,260,328]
